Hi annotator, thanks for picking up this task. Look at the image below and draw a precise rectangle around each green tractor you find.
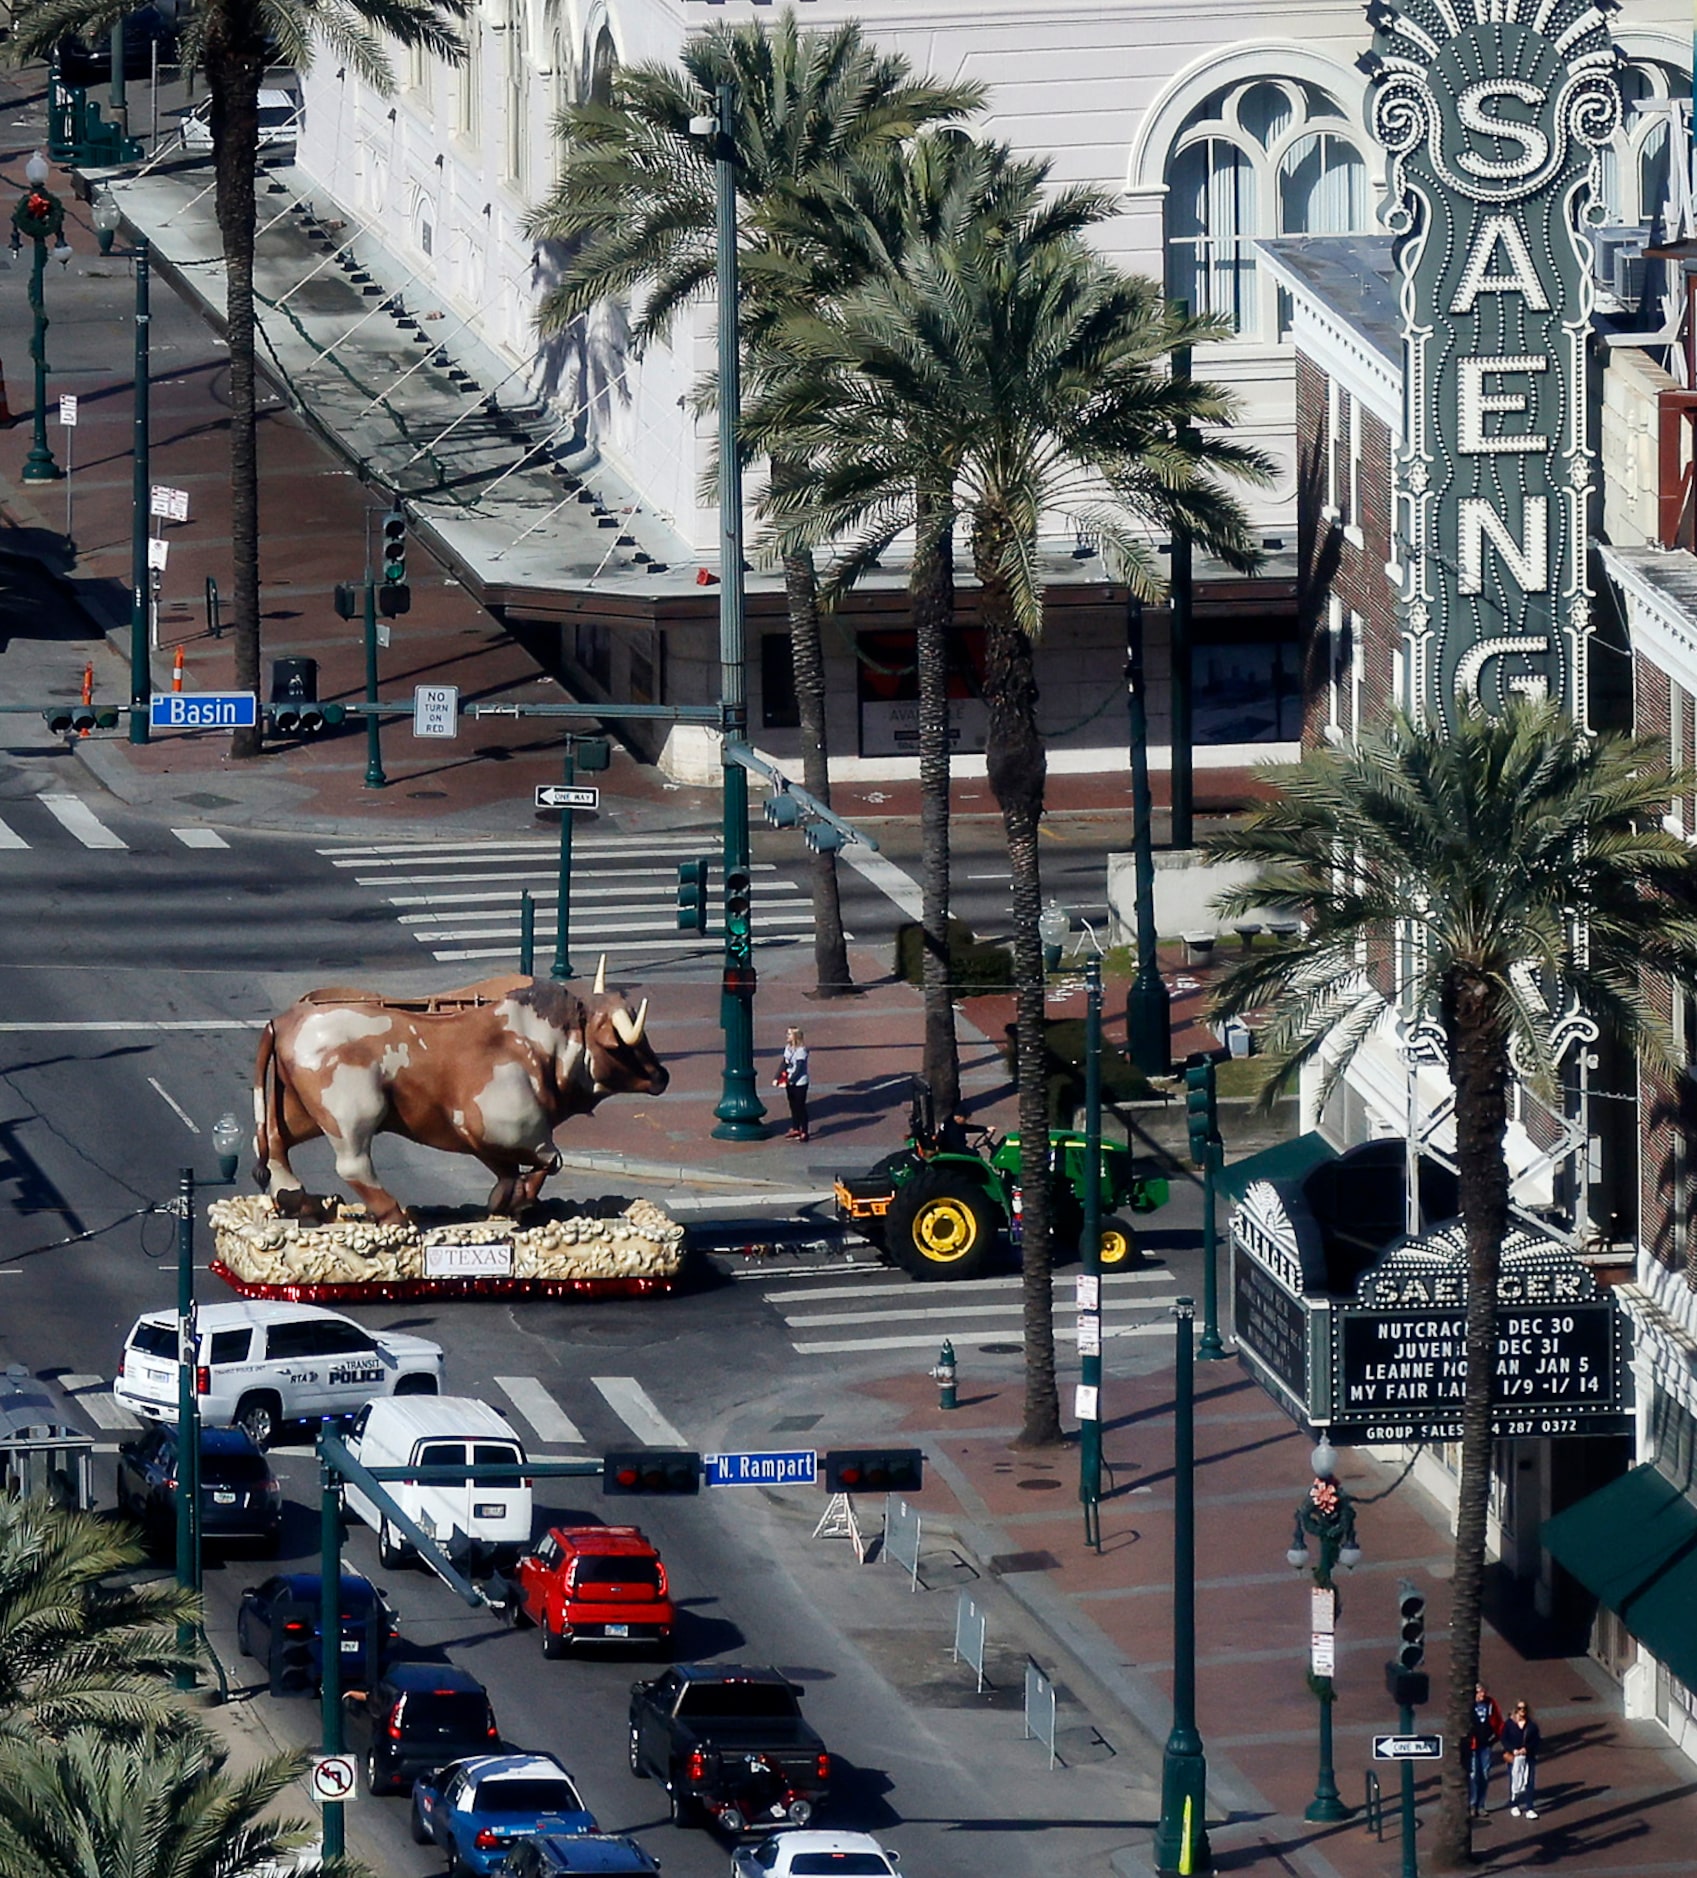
[833,1083,1169,1283]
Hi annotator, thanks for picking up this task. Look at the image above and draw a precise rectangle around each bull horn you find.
[631,998,648,1043]
[593,954,607,995]
[611,1007,637,1045]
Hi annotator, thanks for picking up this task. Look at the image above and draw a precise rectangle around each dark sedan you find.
[116,1423,282,1556]
[236,1571,398,1693]
[342,1663,500,1795]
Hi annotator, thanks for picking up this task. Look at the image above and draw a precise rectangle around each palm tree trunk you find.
[977,529,1059,1447]
[782,546,854,998]
[914,492,958,1114]
[1432,972,1511,1872]
[205,40,263,760]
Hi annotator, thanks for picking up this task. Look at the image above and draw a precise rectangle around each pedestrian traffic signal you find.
[725,869,753,938]
[381,509,407,583]
[722,961,757,998]
[764,791,800,829]
[1184,1056,1217,1165]
[378,581,411,618]
[1385,1580,1430,1707]
[821,1449,924,1495]
[676,858,709,933]
[333,583,361,621]
[602,1449,701,1495]
[575,737,611,773]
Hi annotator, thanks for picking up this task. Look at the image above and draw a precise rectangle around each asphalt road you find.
[0,760,1189,1878]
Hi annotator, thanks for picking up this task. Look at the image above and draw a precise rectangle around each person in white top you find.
[775,1027,810,1141]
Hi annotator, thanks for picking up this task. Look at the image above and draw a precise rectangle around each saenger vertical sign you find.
[1367,0,1620,729]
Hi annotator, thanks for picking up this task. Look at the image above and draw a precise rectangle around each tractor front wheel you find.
[887,1170,998,1283]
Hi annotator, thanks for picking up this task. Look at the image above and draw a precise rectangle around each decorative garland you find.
[12,188,64,242]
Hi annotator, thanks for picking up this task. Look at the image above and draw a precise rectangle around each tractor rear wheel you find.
[1098,1215,1140,1268]
[887,1170,998,1282]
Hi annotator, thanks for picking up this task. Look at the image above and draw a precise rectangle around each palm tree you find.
[0,1727,347,1878]
[759,210,1268,1442]
[12,0,466,759]
[1204,702,1697,1870]
[524,8,982,998]
[0,1495,198,1740]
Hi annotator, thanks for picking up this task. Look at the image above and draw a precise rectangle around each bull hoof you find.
[272,1188,342,1227]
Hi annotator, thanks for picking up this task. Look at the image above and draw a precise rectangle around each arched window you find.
[1597,60,1688,228]
[588,25,615,108]
[1165,78,1368,340]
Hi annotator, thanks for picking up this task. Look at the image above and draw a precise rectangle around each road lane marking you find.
[592,1377,686,1449]
[147,1078,201,1133]
[781,1299,1175,1328]
[792,1324,1171,1355]
[432,934,812,963]
[173,827,230,849]
[764,1272,1172,1302]
[838,843,922,921]
[40,795,126,850]
[409,909,815,944]
[60,1375,140,1429]
[364,862,794,890]
[389,879,806,909]
[0,1020,266,1032]
[495,1376,584,1446]
[0,817,27,850]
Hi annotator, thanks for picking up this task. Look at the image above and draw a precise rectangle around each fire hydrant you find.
[932,1339,958,1412]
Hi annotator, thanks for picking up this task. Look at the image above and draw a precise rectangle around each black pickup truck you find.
[627,1665,831,1833]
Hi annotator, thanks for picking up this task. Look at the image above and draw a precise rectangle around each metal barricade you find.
[1023,1658,1058,1769]
[883,1494,922,1591]
[952,1591,987,1692]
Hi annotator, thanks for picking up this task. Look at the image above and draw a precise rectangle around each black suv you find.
[498,1836,659,1877]
[116,1423,282,1556]
[342,1663,499,1795]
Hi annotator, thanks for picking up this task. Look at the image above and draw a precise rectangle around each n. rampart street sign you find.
[1368,0,1620,728]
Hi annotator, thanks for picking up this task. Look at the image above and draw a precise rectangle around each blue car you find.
[236,1570,398,1694]
[410,1753,597,1878]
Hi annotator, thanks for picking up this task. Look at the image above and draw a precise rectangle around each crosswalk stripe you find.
[764,1272,1172,1304]
[781,1298,1176,1329]
[326,837,720,867]
[0,817,27,850]
[592,1376,687,1449]
[361,863,793,890]
[406,909,816,944]
[398,892,807,923]
[495,1376,585,1446]
[387,878,806,908]
[793,1324,1171,1356]
[433,933,808,963]
[40,796,125,850]
[172,827,229,849]
[59,1375,140,1429]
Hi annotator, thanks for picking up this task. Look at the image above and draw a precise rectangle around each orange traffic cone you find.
[171,646,185,693]
[79,662,93,737]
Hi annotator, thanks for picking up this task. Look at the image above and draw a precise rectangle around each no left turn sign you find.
[310,1754,357,1804]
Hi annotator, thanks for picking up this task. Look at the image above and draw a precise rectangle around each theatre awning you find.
[1219,1130,1339,1204]
[1542,1465,1697,1690]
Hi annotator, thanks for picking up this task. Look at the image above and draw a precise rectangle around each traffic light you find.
[764,791,800,829]
[270,1617,315,1695]
[378,581,411,618]
[804,821,845,853]
[575,737,611,773]
[381,509,407,583]
[1184,1056,1217,1165]
[676,859,709,933]
[602,1449,701,1495]
[821,1449,924,1495]
[42,704,74,733]
[267,658,343,739]
[1385,1580,1429,1708]
[725,869,753,938]
[333,583,361,621]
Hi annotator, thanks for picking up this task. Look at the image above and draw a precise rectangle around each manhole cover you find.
[408,789,448,799]
[978,1342,1020,1354]
[771,1414,821,1432]
[989,1550,1059,1574]
[1017,1478,1063,1492]
[175,792,238,809]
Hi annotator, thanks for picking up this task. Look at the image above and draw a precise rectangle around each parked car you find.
[235,1570,398,1693]
[628,1666,830,1832]
[116,1422,281,1556]
[342,1394,532,1574]
[115,1299,442,1448]
[497,1836,659,1878]
[410,1753,596,1878]
[342,1662,499,1795]
[180,88,301,153]
[733,1834,902,1876]
[508,1524,673,1654]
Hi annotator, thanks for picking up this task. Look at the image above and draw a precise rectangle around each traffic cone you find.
[79,662,93,737]
[171,646,185,693]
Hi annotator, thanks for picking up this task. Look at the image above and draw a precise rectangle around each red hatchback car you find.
[511,1526,674,1655]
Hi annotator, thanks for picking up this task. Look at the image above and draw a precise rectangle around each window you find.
[264,1321,338,1361]
[1597,62,1688,228]
[1165,79,1368,340]
[131,1323,177,1360]
[761,633,799,729]
[208,1329,253,1365]
[315,1323,377,1355]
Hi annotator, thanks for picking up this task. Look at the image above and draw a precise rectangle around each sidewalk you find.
[718,1360,1697,1878]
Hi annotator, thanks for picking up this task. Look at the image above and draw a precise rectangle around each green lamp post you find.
[13,150,68,485]
[1285,1440,1363,1823]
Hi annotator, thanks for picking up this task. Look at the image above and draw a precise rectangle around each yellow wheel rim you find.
[914,1198,979,1262]
[1099,1228,1132,1267]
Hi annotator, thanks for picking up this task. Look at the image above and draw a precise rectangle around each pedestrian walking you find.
[1502,1700,1541,1819]
[1468,1682,1504,1816]
[774,1026,810,1142]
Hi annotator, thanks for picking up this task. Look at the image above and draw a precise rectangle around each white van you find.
[342,1396,532,1574]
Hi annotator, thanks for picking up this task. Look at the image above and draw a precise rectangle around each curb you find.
[555,1150,814,1192]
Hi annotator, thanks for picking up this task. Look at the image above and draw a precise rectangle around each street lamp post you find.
[129,235,151,743]
[1124,595,1171,1076]
[1078,956,1104,1549]
[172,1166,199,1689]
[1285,1440,1363,1823]
[13,151,66,485]
[1153,1297,1211,1877]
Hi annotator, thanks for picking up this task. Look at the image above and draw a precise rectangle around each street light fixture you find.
[12,150,65,484]
[91,188,121,255]
[1285,1440,1362,1823]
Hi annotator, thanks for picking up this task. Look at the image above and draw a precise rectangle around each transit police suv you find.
[115,1300,443,1448]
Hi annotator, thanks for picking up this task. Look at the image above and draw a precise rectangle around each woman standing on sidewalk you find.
[1503,1701,1541,1819]
[775,1027,810,1142]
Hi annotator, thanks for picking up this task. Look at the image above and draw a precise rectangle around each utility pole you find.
[1168,306,1195,851]
[319,1459,344,1861]
[551,741,577,981]
[129,237,150,743]
[172,1166,198,1690]
[1078,957,1104,1548]
[1125,595,1170,1074]
[705,80,764,1141]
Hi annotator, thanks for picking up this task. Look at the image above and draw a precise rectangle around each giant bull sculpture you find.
[252,965,668,1225]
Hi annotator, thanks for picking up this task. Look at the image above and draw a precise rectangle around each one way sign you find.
[1372,1734,1443,1761]
[535,785,599,811]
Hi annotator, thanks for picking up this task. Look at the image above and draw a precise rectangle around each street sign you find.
[146,536,169,572]
[1310,1631,1336,1677]
[703,1449,816,1487]
[1372,1734,1444,1762]
[150,484,189,522]
[309,1754,358,1803]
[414,684,458,739]
[150,691,258,730]
[376,622,391,649]
[58,394,77,426]
[536,784,600,811]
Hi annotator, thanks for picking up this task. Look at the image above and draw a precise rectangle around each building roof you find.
[1257,236,1401,372]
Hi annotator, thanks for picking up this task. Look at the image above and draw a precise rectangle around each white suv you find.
[115,1301,443,1448]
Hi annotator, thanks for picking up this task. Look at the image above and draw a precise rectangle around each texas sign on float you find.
[1368,0,1621,728]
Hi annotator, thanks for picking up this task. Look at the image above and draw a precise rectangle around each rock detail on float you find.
[207,1194,686,1302]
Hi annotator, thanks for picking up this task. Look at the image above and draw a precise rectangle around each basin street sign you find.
[1230,1178,1629,1442]
[1367,0,1620,729]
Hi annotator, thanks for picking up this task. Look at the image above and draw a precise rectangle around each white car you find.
[114,1299,443,1448]
[180,88,301,153]
[731,1833,902,1876]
